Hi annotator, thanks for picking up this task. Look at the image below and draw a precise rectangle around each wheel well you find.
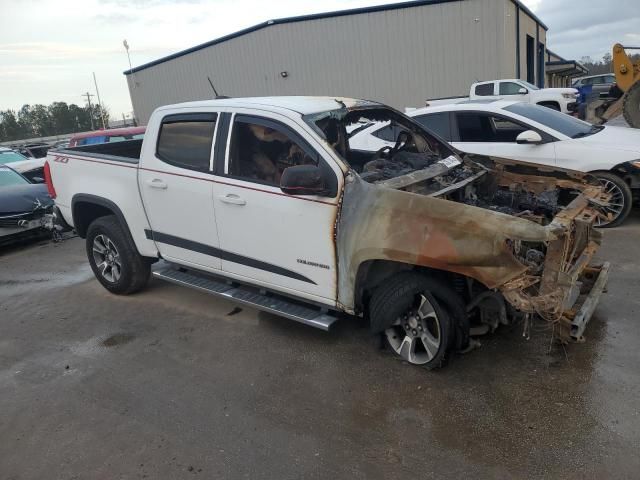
[589,169,637,191]
[73,201,115,238]
[354,259,469,313]
[537,101,560,110]
[356,260,473,350]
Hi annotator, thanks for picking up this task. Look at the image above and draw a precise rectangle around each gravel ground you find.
[1,213,639,479]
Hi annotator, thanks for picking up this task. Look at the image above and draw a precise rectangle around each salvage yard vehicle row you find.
[45,96,610,369]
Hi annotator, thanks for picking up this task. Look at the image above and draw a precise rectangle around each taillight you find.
[43,161,57,199]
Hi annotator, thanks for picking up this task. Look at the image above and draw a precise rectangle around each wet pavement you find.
[1,215,639,479]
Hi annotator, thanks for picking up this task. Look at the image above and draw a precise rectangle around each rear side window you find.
[156,113,217,172]
[474,83,494,96]
[413,112,451,141]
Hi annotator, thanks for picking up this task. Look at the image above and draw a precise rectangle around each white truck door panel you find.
[212,112,340,302]
[138,112,222,270]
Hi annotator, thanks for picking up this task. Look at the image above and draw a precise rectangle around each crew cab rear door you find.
[211,110,342,304]
[138,111,222,271]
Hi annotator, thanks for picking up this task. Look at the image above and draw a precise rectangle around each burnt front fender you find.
[336,176,554,312]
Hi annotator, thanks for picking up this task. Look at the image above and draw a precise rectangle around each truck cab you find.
[470,79,578,113]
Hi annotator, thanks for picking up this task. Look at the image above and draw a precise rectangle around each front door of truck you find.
[138,112,222,271]
[211,112,341,303]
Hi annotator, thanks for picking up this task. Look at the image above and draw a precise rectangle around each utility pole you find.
[92,72,107,129]
[83,92,95,130]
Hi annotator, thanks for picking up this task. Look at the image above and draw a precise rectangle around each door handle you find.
[219,194,246,206]
[146,178,168,189]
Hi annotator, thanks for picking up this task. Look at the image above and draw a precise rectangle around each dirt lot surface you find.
[1,214,639,479]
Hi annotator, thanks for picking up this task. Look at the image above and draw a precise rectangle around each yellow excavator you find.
[594,43,640,127]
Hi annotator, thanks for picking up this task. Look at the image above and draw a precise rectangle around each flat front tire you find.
[369,272,452,370]
[86,215,151,294]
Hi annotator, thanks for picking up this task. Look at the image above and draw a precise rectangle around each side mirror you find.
[516,130,543,145]
[280,165,327,196]
[518,87,528,94]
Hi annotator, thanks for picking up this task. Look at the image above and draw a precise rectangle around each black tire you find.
[592,172,633,228]
[369,272,453,370]
[623,81,640,128]
[538,102,561,111]
[86,215,151,294]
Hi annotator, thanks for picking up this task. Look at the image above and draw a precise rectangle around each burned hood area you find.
[312,103,610,345]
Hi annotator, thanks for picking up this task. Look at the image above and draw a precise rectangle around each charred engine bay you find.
[359,153,577,274]
[361,152,566,224]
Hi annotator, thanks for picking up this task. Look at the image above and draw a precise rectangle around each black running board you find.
[152,265,338,331]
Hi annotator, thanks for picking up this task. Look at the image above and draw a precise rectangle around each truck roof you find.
[155,96,379,116]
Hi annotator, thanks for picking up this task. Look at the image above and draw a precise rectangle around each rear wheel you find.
[369,273,452,370]
[86,215,151,294]
[592,172,632,228]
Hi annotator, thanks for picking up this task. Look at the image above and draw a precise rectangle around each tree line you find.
[579,51,640,76]
[0,102,110,142]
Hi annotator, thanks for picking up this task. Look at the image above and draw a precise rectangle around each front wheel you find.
[86,215,151,294]
[369,273,452,370]
[592,172,632,228]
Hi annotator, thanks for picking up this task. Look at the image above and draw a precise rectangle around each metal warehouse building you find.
[125,0,562,123]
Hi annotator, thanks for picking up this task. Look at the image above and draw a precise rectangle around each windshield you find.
[503,103,600,138]
[0,150,29,164]
[0,167,28,187]
[304,105,455,183]
[519,80,540,91]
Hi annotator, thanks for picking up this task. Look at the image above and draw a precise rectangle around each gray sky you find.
[1,0,638,117]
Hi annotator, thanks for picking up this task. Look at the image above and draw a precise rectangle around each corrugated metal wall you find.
[127,0,524,123]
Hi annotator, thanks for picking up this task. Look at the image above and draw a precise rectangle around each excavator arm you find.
[612,43,640,128]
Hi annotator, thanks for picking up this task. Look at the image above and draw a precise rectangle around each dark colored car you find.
[0,165,53,246]
[13,142,51,159]
[572,74,617,98]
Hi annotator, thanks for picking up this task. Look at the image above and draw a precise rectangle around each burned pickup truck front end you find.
[306,101,610,347]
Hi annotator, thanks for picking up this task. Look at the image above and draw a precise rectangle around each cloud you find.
[92,12,139,24]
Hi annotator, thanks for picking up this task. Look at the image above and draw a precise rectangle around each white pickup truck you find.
[45,96,610,369]
[426,79,579,113]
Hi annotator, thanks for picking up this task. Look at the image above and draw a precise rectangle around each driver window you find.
[228,118,317,186]
[499,82,525,95]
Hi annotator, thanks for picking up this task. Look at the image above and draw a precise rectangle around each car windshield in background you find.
[519,80,540,91]
[0,151,29,164]
[504,103,600,138]
[0,168,28,187]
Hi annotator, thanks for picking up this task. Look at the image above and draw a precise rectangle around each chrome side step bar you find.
[152,265,338,331]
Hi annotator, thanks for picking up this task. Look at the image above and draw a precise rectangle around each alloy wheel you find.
[384,294,442,365]
[92,234,122,283]
[594,178,625,227]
